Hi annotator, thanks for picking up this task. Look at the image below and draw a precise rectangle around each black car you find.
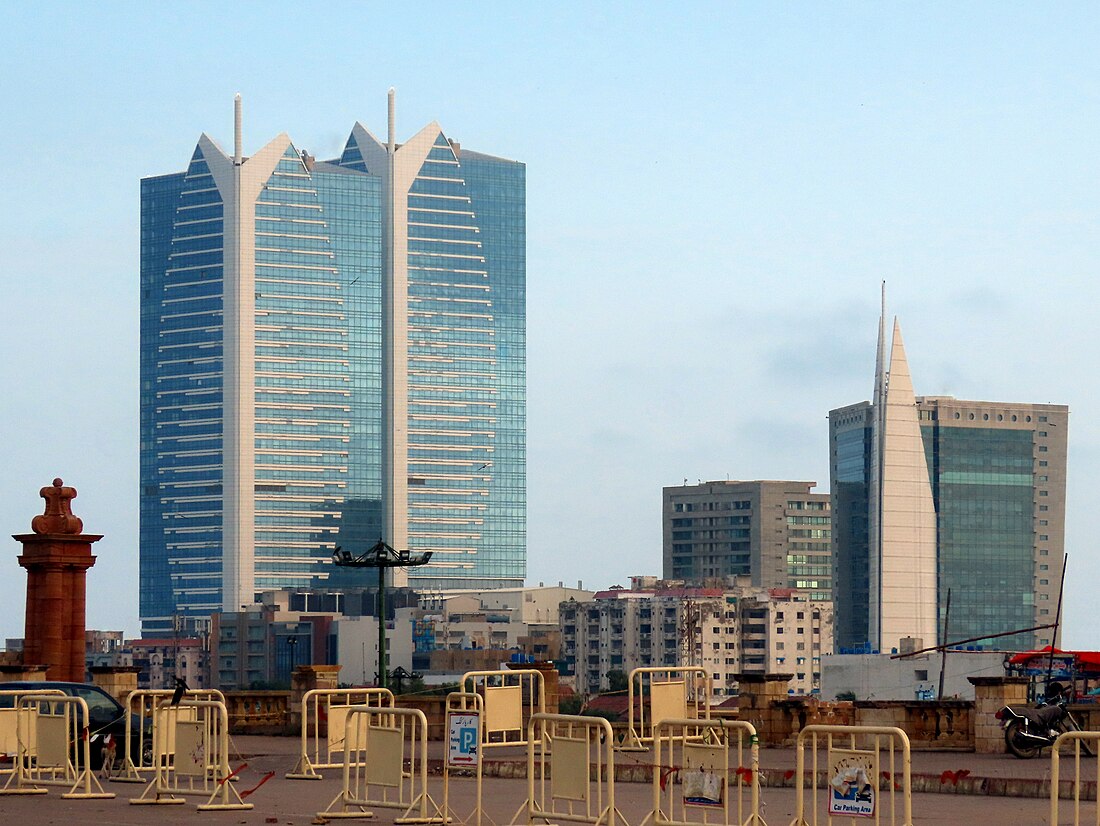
[0,681,151,770]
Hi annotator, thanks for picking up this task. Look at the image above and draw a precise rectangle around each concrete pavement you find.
[0,735,1094,825]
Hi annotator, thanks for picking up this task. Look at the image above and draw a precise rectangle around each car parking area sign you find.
[448,712,481,767]
[828,748,876,818]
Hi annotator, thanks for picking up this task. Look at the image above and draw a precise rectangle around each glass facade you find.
[924,425,1036,651]
[141,123,525,635]
[140,150,225,632]
[830,407,872,651]
[831,401,1047,653]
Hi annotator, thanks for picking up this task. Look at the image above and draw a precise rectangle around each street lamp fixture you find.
[331,539,432,690]
[287,635,299,681]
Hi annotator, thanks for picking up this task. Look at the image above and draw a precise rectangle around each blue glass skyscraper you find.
[140,95,525,634]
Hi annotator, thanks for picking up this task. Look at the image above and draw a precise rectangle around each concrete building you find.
[334,610,415,686]
[560,579,832,698]
[128,637,207,690]
[829,297,1068,654]
[821,651,1006,701]
[140,93,526,635]
[413,584,588,671]
[663,481,831,601]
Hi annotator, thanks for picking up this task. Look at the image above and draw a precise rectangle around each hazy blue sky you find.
[1,3,1098,646]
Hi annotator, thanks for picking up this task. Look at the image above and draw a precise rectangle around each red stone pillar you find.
[13,479,102,683]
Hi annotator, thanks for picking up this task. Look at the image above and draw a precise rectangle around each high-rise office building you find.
[662,481,832,601]
[829,303,1067,653]
[140,94,525,635]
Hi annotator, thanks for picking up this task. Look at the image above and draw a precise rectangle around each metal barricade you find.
[317,705,444,823]
[0,694,115,799]
[286,687,395,780]
[640,717,764,826]
[621,667,712,752]
[129,699,251,811]
[462,669,545,750]
[510,712,627,826]
[442,691,488,826]
[115,687,226,782]
[789,725,912,826]
[0,689,65,781]
[1050,730,1100,825]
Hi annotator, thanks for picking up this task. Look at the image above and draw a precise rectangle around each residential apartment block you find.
[559,578,832,698]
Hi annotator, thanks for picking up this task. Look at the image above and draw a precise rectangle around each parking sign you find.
[448,711,481,767]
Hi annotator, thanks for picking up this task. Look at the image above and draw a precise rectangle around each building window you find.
[1039,446,1048,453]
[1040,564,1049,571]
[1040,505,1049,512]
[1040,535,1048,541]
[1040,491,1049,497]
[915,670,928,681]
[1039,461,1048,467]
[1040,549,1049,556]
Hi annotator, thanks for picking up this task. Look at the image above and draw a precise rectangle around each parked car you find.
[0,681,151,770]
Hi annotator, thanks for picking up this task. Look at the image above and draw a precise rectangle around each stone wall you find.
[739,673,976,749]
[225,690,291,734]
[970,676,1029,754]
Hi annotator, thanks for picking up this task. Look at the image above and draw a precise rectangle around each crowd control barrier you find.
[789,725,912,826]
[317,705,444,823]
[0,694,115,799]
[0,689,65,782]
[621,667,712,752]
[442,691,487,826]
[129,699,251,811]
[462,669,546,751]
[114,688,225,782]
[1049,730,1100,826]
[287,687,395,780]
[640,717,764,826]
[510,712,627,826]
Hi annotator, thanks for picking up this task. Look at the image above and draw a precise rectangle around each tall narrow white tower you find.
[869,311,939,651]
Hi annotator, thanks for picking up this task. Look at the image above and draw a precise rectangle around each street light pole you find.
[331,539,432,690]
[287,635,298,684]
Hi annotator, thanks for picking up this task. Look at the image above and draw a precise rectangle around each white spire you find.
[387,87,396,153]
[233,93,243,165]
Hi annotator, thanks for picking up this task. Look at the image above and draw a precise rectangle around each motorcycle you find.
[996,682,1094,759]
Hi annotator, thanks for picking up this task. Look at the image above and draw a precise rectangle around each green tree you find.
[606,670,629,693]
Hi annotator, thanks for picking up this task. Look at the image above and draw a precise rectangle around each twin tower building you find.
[140,94,525,635]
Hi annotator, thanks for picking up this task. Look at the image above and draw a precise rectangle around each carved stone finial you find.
[30,478,83,535]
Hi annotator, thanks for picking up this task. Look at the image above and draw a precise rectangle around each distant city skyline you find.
[2,5,1099,648]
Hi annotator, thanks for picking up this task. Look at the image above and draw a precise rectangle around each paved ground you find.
[0,735,1094,825]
